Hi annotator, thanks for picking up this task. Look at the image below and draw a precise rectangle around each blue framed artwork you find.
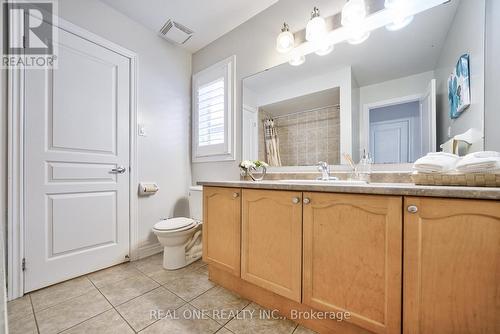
[448,54,471,119]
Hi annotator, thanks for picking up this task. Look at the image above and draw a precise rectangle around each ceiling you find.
[245,0,460,91]
[100,0,278,52]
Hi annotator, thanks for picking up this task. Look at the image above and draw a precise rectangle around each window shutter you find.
[197,78,225,147]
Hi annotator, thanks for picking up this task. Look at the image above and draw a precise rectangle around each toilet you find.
[153,186,203,270]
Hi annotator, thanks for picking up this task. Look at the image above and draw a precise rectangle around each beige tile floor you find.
[7,253,317,334]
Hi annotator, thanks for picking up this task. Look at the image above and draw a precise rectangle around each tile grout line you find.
[28,294,41,334]
[185,292,251,329]
[87,265,148,291]
[160,276,216,304]
[30,276,96,314]
[135,301,187,333]
[87,278,138,333]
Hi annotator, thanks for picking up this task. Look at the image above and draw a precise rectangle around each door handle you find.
[110,166,127,174]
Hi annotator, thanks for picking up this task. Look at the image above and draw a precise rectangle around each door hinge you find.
[22,258,26,271]
[22,36,26,49]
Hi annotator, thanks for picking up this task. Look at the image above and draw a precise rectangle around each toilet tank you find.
[189,186,203,221]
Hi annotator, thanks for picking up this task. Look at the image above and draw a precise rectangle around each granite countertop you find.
[197,180,500,200]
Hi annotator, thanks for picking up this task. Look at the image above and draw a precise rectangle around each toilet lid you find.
[153,217,197,231]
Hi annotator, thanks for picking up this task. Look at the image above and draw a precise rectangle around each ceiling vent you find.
[158,19,194,45]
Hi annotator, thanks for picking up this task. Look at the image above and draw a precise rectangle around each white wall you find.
[435,0,485,149]
[485,0,500,151]
[358,71,435,155]
[57,0,192,254]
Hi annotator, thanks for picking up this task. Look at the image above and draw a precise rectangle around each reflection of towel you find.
[456,151,500,173]
[414,152,460,173]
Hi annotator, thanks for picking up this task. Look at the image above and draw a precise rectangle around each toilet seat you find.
[153,217,198,233]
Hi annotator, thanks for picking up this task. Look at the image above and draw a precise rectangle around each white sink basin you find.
[277,179,368,185]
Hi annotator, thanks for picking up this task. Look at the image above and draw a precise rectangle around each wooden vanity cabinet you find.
[302,193,403,334]
[202,186,241,276]
[203,185,499,334]
[241,189,303,302]
[403,197,500,334]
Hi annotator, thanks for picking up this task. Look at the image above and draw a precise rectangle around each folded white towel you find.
[414,152,460,173]
[456,151,500,173]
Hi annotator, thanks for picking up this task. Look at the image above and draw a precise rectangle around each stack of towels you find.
[414,151,500,174]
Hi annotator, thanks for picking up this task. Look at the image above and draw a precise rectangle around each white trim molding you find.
[137,242,163,260]
[7,15,139,299]
[192,55,236,163]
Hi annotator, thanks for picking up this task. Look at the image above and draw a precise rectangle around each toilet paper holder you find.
[138,182,159,196]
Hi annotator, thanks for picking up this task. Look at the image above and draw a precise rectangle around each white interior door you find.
[24,25,131,291]
[420,79,437,153]
[242,106,258,161]
[370,119,410,163]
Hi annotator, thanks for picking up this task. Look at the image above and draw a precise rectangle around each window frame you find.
[192,55,236,163]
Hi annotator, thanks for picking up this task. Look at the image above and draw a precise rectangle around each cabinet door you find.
[303,192,402,334]
[202,187,241,276]
[404,197,500,334]
[241,189,302,302]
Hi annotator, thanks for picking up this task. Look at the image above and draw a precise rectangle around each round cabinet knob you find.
[303,198,311,204]
[407,205,418,213]
[292,197,300,204]
[232,192,239,198]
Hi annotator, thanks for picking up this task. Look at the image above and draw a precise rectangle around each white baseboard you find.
[137,242,163,260]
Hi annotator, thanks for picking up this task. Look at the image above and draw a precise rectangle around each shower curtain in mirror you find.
[264,118,282,167]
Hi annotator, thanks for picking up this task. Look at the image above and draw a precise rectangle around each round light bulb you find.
[341,0,367,28]
[289,52,305,66]
[347,28,370,45]
[306,7,326,42]
[315,42,334,56]
[386,15,414,31]
[384,0,414,31]
[276,30,294,53]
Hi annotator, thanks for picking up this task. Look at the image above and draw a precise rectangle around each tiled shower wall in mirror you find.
[259,105,340,166]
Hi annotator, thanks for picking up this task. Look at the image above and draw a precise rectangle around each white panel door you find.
[370,120,410,164]
[242,106,258,161]
[420,79,437,153]
[24,26,131,292]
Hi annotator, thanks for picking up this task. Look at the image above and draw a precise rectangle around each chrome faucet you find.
[317,161,330,181]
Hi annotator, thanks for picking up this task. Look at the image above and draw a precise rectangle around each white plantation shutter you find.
[192,56,235,162]
[198,78,225,146]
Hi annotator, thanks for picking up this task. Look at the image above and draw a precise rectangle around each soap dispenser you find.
[357,149,372,183]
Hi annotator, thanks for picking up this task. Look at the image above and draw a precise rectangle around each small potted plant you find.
[239,160,268,181]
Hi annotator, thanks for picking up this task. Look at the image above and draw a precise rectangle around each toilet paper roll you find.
[139,182,159,195]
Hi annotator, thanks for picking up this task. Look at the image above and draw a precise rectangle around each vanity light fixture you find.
[342,0,370,45]
[276,22,295,53]
[278,0,448,66]
[315,42,334,56]
[289,51,305,66]
[306,7,327,42]
[384,0,414,31]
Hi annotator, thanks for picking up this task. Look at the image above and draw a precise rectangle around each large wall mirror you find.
[242,0,485,167]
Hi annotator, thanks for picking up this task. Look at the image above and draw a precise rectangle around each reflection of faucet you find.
[317,161,333,181]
